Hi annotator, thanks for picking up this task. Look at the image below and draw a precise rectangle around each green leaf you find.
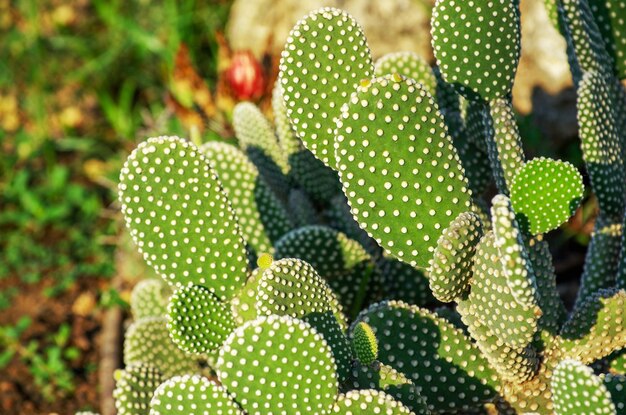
[280,7,373,166]
[334,75,471,270]
[167,284,236,355]
[432,0,521,100]
[217,315,338,415]
[118,136,248,299]
[510,157,584,235]
[150,375,243,415]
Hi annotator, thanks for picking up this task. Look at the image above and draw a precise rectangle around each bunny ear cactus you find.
[113,363,163,415]
[332,389,417,415]
[150,375,244,415]
[280,7,373,167]
[130,279,171,320]
[374,52,437,96]
[587,0,626,78]
[216,314,339,415]
[199,141,292,255]
[119,136,248,297]
[334,75,472,270]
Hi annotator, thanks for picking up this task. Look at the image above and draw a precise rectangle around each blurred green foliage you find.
[0,0,232,404]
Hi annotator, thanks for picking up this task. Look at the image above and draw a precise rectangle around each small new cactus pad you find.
[130,279,171,320]
[467,231,539,349]
[149,375,243,415]
[124,317,197,378]
[273,225,377,310]
[429,211,483,302]
[167,284,237,355]
[354,301,499,412]
[113,363,163,415]
[349,363,430,414]
[561,288,626,364]
[217,314,338,415]
[332,390,415,415]
[376,255,436,306]
[577,71,625,218]
[374,52,437,95]
[200,141,292,254]
[491,195,541,312]
[431,0,521,100]
[552,359,617,414]
[279,7,373,166]
[351,322,378,365]
[232,103,290,201]
[230,267,262,324]
[118,136,247,298]
[334,75,471,269]
[510,157,584,235]
[587,0,626,78]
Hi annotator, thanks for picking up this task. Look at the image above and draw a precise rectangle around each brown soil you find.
[0,275,109,415]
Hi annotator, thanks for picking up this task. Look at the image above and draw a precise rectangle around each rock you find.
[226,0,434,61]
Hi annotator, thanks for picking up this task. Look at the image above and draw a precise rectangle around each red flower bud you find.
[226,51,265,100]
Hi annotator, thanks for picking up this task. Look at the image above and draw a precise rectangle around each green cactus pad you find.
[577,71,625,218]
[458,300,539,383]
[232,102,290,196]
[510,157,584,235]
[528,239,568,332]
[588,0,626,78]
[577,218,622,306]
[431,0,521,100]
[353,301,499,413]
[376,255,436,306]
[231,268,262,325]
[491,195,541,312]
[200,142,292,254]
[273,226,378,311]
[217,314,338,415]
[113,363,163,415]
[118,136,247,298]
[256,257,346,327]
[486,98,527,194]
[167,284,237,355]
[272,81,301,158]
[602,373,626,413]
[256,258,352,381]
[561,288,626,364]
[429,211,483,302]
[332,390,415,415]
[351,322,378,365]
[349,363,430,414]
[130,279,171,320]
[279,7,373,166]
[124,316,197,378]
[374,52,437,95]
[467,231,539,349]
[287,189,319,227]
[609,349,626,373]
[150,375,243,415]
[323,194,381,256]
[334,75,471,270]
[552,359,617,415]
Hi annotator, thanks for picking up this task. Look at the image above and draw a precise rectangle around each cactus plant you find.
[112,2,626,414]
